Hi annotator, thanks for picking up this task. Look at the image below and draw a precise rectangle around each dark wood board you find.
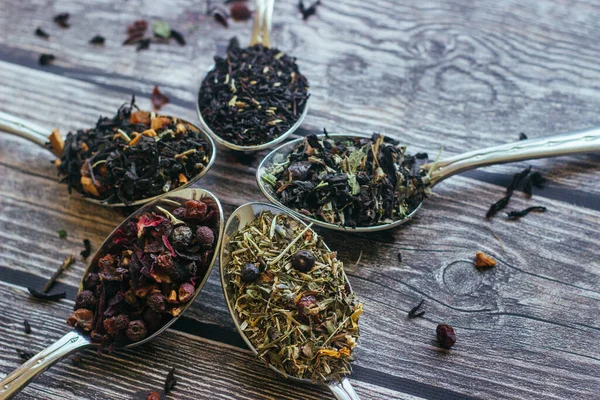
[0,0,599,399]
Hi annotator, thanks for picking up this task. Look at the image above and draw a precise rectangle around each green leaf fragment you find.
[152,21,171,39]
[57,230,68,239]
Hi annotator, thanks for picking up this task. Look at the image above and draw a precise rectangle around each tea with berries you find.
[67,197,219,350]
[261,133,429,228]
[198,37,309,146]
[223,211,362,382]
[52,97,211,205]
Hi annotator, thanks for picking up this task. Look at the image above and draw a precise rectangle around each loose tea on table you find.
[486,166,531,219]
[506,206,546,220]
[35,27,49,39]
[53,13,70,28]
[89,35,105,45]
[407,299,425,319]
[436,324,456,349]
[199,37,310,146]
[66,198,219,350]
[474,251,496,268]
[224,211,362,382]
[52,97,211,205]
[27,287,66,301]
[81,239,92,259]
[262,133,429,227]
[23,320,32,334]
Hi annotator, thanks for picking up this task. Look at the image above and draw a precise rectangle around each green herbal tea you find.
[262,133,429,228]
[223,211,362,382]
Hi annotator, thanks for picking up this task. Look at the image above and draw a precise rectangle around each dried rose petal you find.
[151,86,170,110]
[162,236,176,257]
[137,213,166,238]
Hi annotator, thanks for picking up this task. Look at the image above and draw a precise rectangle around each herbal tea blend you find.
[199,37,310,146]
[67,198,219,350]
[224,211,362,382]
[53,98,211,205]
[262,133,429,227]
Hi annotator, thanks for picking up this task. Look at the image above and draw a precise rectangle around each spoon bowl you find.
[196,0,310,152]
[219,202,360,400]
[257,129,600,232]
[0,188,224,399]
[0,111,217,207]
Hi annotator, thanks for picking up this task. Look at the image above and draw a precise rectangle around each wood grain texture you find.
[0,0,600,399]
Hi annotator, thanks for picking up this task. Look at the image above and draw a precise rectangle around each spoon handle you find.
[0,111,53,152]
[249,0,274,47]
[0,330,91,399]
[327,377,360,400]
[425,128,600,186]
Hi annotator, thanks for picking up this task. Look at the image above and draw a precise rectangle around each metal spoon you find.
[256,129,600,232]
[196,0,309,152]
[0,188,224,399]
[219,202,360,400]
[0,111,217,207]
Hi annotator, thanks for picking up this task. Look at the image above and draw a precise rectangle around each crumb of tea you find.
[474,251,496,268]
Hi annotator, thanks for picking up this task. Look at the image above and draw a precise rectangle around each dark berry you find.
[126,320,148,342]
[296,294,318,321]
[147,292,167,313]
[170,226,193,248]
[196,226,214,248]
[103,314,130,335]
[83,272,100,290]
[436,324,456,349]
[74,290,97,310]
[241,263,260,282]
[292,250,315,272]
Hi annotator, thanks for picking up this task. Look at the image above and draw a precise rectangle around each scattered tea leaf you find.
[137,38,151,51]
[506,206,547,220]
[16,349,35,362]
[57,229,68,239]
[170,29,186,45]
[153,20,171,38]
[397,252,402,262]
[164,367,177,393]
[212,8,229,27]
[71,355,83,366]
[151,86,170,110]
[408,299,425,319]
[474,251,496,268]
[523,171,546,197]
[39,54,56,66]
[230,2,252,21]
[53,13,70,28]
[80,239,92,259]
[298,0,321,20]
[89,35,105,45]
[35,27,49,39]
[23,320,32,334]
[519,132,528,140]
[28,287,66,301]
[486,166,531,219]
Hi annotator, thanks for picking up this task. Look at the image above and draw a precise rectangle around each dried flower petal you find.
[474,251,496,268]
[151,86,170,110]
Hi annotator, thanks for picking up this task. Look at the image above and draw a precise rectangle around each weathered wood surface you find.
[0,0,599,399]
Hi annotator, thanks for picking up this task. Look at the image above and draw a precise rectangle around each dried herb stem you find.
[43,255,75,293]
[269,223,313,265]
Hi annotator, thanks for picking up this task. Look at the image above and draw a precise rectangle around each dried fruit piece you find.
[67,309,94,331]
[48,128,64,156]
[474,251,496,268]
[436,324,456,349]
[151,86,170,110]
[230,3,252,21]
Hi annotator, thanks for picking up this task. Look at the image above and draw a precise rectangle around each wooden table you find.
[1,0,599,399]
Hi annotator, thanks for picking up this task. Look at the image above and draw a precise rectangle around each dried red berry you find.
[83,272,100,289]
[230,3,252,21]
[157,253,174,270]
[195,226,214,248]
[296,294,318,321]
[436,324,456,349]
[126,320,148,341]
[184,200,208,220]
[103,314,130,335]
[147,292,167,313]
[178,283,195,303]
[146,391,161,400]
[67,309,94,331]
[74,290,97,310]
[292,250,315,272]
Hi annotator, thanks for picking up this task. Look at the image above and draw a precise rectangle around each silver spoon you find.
[219,202,360,400]
[196,0,309,152]
[0,111,217,207]
[0,188,224,399]
[257,129,600,232]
